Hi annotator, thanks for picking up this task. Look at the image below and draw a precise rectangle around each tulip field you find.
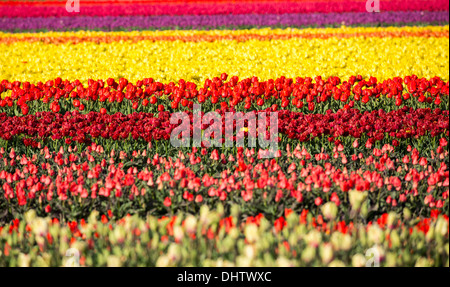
[0,0,449,267]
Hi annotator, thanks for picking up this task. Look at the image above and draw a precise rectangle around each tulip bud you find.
[321,202,338,220]
[349,190,368,212]
[390,230,401,248]
[184,215,197,234]
[219,237,234,253]
[113,226,126,244]
[352,254,366,267]
[358,226,367,246]
[199,205,210,225]
[24,210,37,223]
[167,244,182,262]
[259,217,270,232]
[301,246,316,264]
[259,237,271,251]
[32,217,48,237]
[340,233,352,251]
[306,212,313,223]
[425,226,435,242]
[173,225,184,242]
[244,224,259,244]
[88,210,99,224]
[243,245,255,260]
[328,260,346,267]
[368,225,384,245]
[216,203,224,217]
[276,257,295,267]
[236,256,252,267]
[400,227,409,241]
[403,208,412,220]
[18,253,31,267]
[387,212,398,229]
[35,255,50,267]
[435,217,449,237]
[401,250,411,264]
[305,230,322,248]
[217,226,226,240]
[366,245,385,266]
[360,201,369,219]
[237,239,245,252]
[147,216,158,231]
[385,252,399,267]
[156,255,171,267]
[71,241,86,254]
[59,237,70,256]
[415,257,433,267]
[330,232,342,251]
[107,255,122,267]
[230,204,240,218]
[228,227,239,240]
[286,213,298,228]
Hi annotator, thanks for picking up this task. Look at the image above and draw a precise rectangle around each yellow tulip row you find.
[0,27,448,85]
[1,25,447,39]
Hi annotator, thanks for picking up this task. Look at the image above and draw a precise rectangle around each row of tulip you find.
[3,27,448,44]
[2,0,448,18]
[2,36,448,86]
[0,139,447,223]
[0,107,448,150]
[1,207,448,267]
[1,75,448,116]
[1,11,448,32]
[2,0,448,269]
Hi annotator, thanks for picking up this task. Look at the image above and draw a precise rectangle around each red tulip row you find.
[0,139,448,222]
[1,75,448,116]
[0,107,448,147]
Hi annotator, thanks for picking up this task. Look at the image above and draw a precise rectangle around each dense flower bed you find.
[1,75,448,116]
[3,26,448,44]
[0,141,448,222]
[1,30,449,85]
[1,11,448,32]
[2,0,448,18]
[1,0,449,267]
[0,107,448,147]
